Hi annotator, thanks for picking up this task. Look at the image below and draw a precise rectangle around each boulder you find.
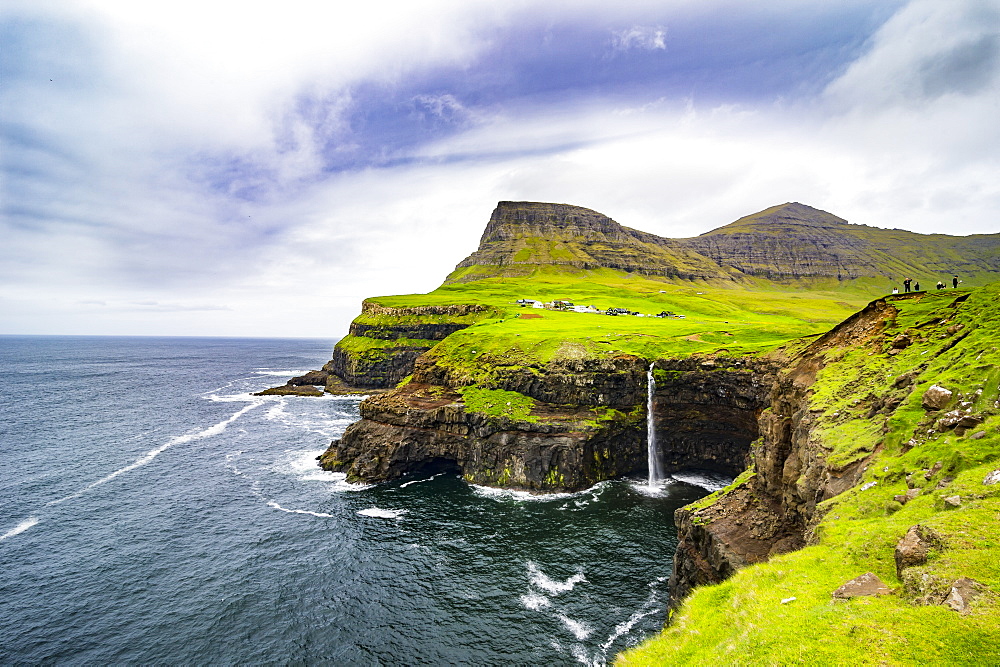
[287,370,329,386]
[894,525,943,578]
[943,495,962,508]
[833,572,892,599]
[893,488,921,505]
[936,410,964,430]
[944,577,985,614]
[921,385,953,410]
[891,334,912,349]
[984,469,1000,485]
[957,414,984,428]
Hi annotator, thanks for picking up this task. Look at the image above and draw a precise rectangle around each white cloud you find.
[611,25,667,51]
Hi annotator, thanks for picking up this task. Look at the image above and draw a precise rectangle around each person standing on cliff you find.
[953,275,960,288]
[914,281,920,291]
[903,278,912,293]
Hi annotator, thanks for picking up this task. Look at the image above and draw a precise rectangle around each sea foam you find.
[49,399,263,506]
[357,507,408,519]
[519,592,552,611]
[266,501,333,518]
[0,516,39,541]
[527,561,586,595]
[254,369,311,377]
[558,614,593,641]
[400,473,445,488]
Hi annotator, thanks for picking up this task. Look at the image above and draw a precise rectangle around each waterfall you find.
[647,363,664,486]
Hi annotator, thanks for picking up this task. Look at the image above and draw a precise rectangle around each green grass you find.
[357,265,878,382]
[620,284,1000,665]
[457,386,538,422]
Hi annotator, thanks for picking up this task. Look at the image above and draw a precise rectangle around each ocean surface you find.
[0,336,725,665]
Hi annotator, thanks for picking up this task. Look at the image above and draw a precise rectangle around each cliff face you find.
[665,291,986,605]
[653,359,776,476]
[322,302,496,389]
[320,355,646,491]
[320,354,774,492]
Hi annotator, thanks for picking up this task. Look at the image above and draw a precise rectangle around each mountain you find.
[449,200,1000,286]
[446,201,737,283]
[681,202,1000,281]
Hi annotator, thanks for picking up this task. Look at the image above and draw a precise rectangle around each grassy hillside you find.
[620,285,1000,665]
[364,267,874,377]
[683,202,1000,283]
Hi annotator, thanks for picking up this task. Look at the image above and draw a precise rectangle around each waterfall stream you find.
[647,363,664,486]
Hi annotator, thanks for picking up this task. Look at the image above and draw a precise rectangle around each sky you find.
[2,0,999,337]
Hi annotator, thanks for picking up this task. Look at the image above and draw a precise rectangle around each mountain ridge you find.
[449,200,1000,286]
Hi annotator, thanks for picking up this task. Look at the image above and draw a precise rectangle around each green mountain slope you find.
[621,286,1000,665]
[682,201,1000,283]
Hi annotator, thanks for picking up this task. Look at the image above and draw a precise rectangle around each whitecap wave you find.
[400,473,445,488]
[266,501,333,518]
[598,576,668,654]
[207,392,260,403]
[598,601,660,652]
[357,507,408,519]
[558,614,593,641]
[0,516,39,541]
[265,401,288,421]
[263,404,356,438]
[254,369,311,377]
[527,561,586,595]
[519,593,552,611]
[283,451,373,490]
[472,481,609,503]
[48,399,264,506]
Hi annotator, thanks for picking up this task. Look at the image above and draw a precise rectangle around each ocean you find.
[0,336,724,665]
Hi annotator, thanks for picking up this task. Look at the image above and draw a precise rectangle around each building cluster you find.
[514,299,684,319]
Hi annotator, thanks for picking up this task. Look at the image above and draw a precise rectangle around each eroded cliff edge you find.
[319,352,776,492]
[666,288,998,608]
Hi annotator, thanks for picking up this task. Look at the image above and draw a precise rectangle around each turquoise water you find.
[0,336,721,665]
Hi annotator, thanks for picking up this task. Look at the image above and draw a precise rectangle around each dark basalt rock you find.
[319,354,772,494]
[651,359,774,476]
[254,384,324,397]
[324,344,430,389]
[288,370,328,386]
[318,379,646,492]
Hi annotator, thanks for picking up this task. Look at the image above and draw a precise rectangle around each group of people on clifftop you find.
[892,275,961,294]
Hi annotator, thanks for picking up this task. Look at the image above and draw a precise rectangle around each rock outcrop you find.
[320,353,773,493]
[319,356,648,491]
[310,200,1000,395]
[667,297,900,604]
[323,302,497,389]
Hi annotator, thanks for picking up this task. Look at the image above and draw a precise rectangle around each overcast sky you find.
[2,0,999,337]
